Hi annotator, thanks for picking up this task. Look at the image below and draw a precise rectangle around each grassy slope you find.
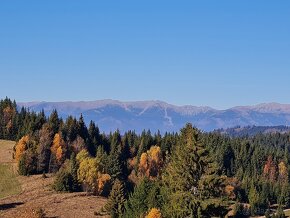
[0,140,21,199]
[0,139,108,217]
[0,164,21,199]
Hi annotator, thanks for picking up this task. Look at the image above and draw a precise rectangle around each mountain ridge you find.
[18,100,290,133]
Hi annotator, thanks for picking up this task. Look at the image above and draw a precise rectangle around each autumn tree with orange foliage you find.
[51,133,66,163]
[263,156,277,182]
[146,208,162,218]
[224,177,241,200]
[16,135,38,175]
[139,146,163,179]
[15,135,30,162]
[49,133,67,172]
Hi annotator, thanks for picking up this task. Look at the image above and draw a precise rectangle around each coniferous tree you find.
[123,178,152,218]
[107,131,123,181]
[248,183,268,216]
[104,179,126,218]
[162,123,228,217]
[53,154,80,192]
[62,116,78,142]
[222,144,235,176]
[70,152,80,191]
[87,120,101,156]
[53,161,74,192]
[48,109,60,135]
[77,114,88,142]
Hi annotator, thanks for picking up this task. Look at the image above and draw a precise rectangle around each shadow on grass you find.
[0,202,23,210]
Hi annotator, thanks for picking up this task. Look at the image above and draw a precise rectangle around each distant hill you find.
[18,100,290,133]
[215,125,290,137]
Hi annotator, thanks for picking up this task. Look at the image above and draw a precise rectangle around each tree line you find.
[1,97,290,217]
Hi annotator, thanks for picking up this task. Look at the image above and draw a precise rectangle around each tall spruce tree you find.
[77,114,88,141]
[87,120,101,156]
[70,152,80,191]
[48,109,60,135]
[107,130,123,181]
[104,179,126,218]
[162,123,228,217]
[123,178,152,218]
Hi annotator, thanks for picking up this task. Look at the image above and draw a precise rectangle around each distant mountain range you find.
[215,125,290,137]
[18,100,290,133]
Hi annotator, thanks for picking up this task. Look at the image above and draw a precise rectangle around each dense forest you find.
[1,97,290,217]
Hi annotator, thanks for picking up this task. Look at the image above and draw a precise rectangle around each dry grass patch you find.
[0,140,21,199]
[0,140,15,164]
[0,164,21,199]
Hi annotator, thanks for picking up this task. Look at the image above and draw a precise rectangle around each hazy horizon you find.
[16,98,290,110]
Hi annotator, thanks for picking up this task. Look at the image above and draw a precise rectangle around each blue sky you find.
[0,1,289,109]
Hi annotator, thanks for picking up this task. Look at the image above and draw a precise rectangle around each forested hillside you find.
[1,97,290,217]
[216,125,290,137]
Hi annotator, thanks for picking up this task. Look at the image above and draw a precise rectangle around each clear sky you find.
[0,1,289,109]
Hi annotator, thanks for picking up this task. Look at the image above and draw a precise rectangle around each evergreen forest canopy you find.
[1,97,290,217]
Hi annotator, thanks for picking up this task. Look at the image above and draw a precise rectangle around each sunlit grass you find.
[0,140,21,199]
[0,164,21,199]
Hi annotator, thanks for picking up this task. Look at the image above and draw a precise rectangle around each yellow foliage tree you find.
[77,156,111,195]
[76,149,90,163]
[146,208,162,218]
[139,153,148,175]
[51,133,66,163]
[15,135,30,162]
[278,161,288,181]
[56,146,63,162]
[139,146,163,178]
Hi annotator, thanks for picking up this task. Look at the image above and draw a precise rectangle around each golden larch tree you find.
[15,135,30,162]
[77,154,111,195]
[278,161,288,182]
[51,133,66,163]
[138,146,163,179]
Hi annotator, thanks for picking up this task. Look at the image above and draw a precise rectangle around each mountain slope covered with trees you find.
[1,97,290,217]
